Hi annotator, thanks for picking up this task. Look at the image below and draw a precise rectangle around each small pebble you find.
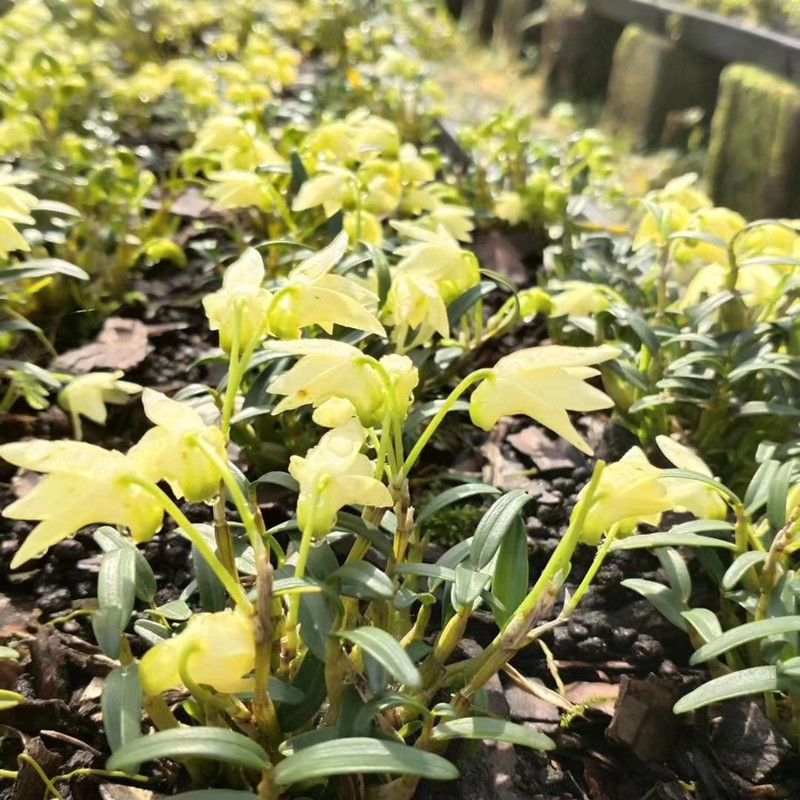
[632,634,664,663]
[566,619,589,640]
[612,627,638,649]
[551,477,575,494]
[38,588,71,616]
[576,636,606,659]
[51,539,86,563]
[572,465,591,481]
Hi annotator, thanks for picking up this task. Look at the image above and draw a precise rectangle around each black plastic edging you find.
[585,0,800,82]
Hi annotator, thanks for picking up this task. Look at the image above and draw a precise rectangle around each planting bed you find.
[1,2,800,800]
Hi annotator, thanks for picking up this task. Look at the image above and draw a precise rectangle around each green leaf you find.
[339,628,421,689]
[452,564,491,609]
[352,694,431,736]
[93,528,156,604]
[768,460,794,532]
[277,654,326,731]
[144,600,192,621]
[298,591,334,661]
[431,717,555,750]
[102,665,142,752]
[335,512,392,558]
[169,792,258,800]
[417,483,500,525]
[278,727,339,756]
[0,259,88,284]
[659,469,739,504]
[721,552,767,591]
[674,666,780,714]
[681,608,723,644]
[448,281,496,327]
[330,562,394,600]
[396,563,456,583]
[470,490,532,570]
[253,471,299,492]
[656,547,691,603]
[621,579,687,631]
[745,459,780,514]
[612,532,735,551]
[492,515,528,625]
[106,727,270,774]
[690,616,800,665]
[92,547,137,658]
[193,539,226,612]
[273,738,458,786]
[0,690,24,710]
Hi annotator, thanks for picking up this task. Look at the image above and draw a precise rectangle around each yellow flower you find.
[576,451,671,545]
[128,389,226,503]
[266,340,385,426]
[289,419,392,537]
[57,371,140,427]
[291,169,352,216]
[206,171,274,212]
[266,232,385,339]
[494,191,523,225]
[0,441,162,568]
[344,210,383,245]
[0,167,37,257]
[139,609,255,696]
[422,203,475,243]
[655,435,728,520]
[633,201,691,251]
[653,173,712,211]
[383,223,480,347]
[672,207,746,273]
[202,248,273,351]
[516,287,553,319]
[469,345,618,455]
[548,281,622,318]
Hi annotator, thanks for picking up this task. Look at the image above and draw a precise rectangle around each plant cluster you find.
[1,0,800,797]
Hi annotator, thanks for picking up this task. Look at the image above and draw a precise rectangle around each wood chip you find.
[53,317,153,373]
[507,427,583,472]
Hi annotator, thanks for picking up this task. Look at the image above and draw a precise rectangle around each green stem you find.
[17,755,64,800]
[194,436,262,553]
[221,307,243,439]
[128,477,251,611]
[457,462,606,702]
[564,523,620,615]
[399,369,493,483]
[283,489,321,661]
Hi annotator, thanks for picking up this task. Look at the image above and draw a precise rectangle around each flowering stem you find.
[399,368,493,484]
[193,437,263,555]
[455,462,606,705]
[563,522,620,615]
[221,307,243,440]
[128,477,251,611]
[282,489,320,664]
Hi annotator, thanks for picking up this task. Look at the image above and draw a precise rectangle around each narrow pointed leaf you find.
[431,717,554,750]
[418,483,500,524]
[106,728,270,773]
[690,616,800,665]
[339,628,421,689]
[674,666,779,714]
[273,738,458,786]
[102,665,142,752]
[470,490,532,569]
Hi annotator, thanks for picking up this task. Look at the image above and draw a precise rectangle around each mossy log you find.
[707,63,800,218]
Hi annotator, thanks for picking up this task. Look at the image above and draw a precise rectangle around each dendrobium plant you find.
[0,231,732,799]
